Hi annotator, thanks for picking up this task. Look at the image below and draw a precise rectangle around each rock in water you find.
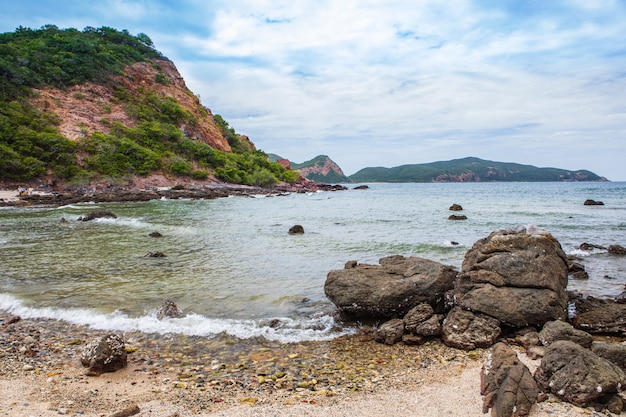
[453,226,568,327]
[78,210,117,221]
[80,333,127,375]
[324,255,457,319]
[288,225,305,234]
[481,342,539,417]
[154,299,183,319]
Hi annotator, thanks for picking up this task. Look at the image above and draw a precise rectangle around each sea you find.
[1,182,625,344]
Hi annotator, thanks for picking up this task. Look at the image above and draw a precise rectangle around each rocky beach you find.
[0,312,610,417]
[2,183,626,416]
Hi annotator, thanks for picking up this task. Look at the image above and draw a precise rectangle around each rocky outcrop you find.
[481,342,539,417]
[583,199,604,206]
[324,255,457,318]
[31,59,230,152]
[80,333,127,376]
[534,340,626,407]
[290,155,349,183]
[452,227,568,327]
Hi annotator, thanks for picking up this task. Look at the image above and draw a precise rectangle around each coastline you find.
[0,313,594,417]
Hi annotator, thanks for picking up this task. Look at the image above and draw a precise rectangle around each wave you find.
[0,294,356,344]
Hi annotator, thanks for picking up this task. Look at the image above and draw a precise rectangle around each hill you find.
[0,25,299,188]
[348,157,607,183]
[269,154,349,183]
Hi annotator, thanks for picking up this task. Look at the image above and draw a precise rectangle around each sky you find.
[2,1,626,179]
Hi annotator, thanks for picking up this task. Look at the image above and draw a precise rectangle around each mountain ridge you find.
[348,157,607,183]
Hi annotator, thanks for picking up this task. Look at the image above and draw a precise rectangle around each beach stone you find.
[481,342,539,417]
[78,210,117,221]
[534,340,626,407]
[288,224,304,234]
[591,341,626,373]
[374,319,405,345]
[453,226,568,327]
[538,320,593,348]
[80,333,127,375]
[325,255,457,319]
[154,299,183,320]
[441,307,501,350]
[414,314,443,337]
[402,303,434,333]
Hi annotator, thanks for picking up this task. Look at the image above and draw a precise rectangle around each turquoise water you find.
[0,182,625,342]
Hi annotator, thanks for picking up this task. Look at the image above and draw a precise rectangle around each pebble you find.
[23,364,35,371]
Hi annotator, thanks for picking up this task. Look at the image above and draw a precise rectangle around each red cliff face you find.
[29,59,231,152]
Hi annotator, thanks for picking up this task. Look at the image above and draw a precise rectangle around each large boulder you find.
[591,341,626,373]
[324,255,457,319]
[453,227,568,327]
[80,333,127,376]
[481,342,539,417]
[534,340,626,407]
[441,307,501,350]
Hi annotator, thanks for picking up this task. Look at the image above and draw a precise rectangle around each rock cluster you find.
[325,225,626,414]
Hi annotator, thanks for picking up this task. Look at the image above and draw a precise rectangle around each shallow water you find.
[1,182,625,342]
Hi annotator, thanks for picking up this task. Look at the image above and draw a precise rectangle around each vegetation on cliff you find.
[348,157,606,183]
[0,25,299,186]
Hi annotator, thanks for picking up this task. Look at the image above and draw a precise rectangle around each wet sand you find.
[0,314,594,417]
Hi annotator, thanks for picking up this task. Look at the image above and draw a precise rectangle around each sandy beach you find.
[0,313,598,417]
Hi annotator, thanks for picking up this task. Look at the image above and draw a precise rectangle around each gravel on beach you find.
[0,313,612,417]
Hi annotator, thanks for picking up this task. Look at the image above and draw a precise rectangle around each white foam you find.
[0,294,356,343]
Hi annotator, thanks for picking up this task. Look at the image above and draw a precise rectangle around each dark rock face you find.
[584,199,604,206]
[481,342,539,417]
[374,319,405,345]
[324,255,457,319]
[608,244,626,255]
[448,214,467,220]
[288,225,305,234]
[453,227,568,327]
[571,301,626,334]
[538,320,593,348]
[534,340,626,407]
[80,333,127,375]
[591,341,626,373]
[154,299,183,320]
[441,307,501,350]
[78,210,117,221]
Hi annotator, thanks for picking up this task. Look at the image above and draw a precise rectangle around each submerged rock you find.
[288,225,305,234]
[583,199,604,206]
[78,210,117,221]
[154,299,184,320]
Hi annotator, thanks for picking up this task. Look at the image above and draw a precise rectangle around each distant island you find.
[272,155,607,183]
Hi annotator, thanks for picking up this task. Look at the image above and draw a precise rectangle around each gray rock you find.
[571,301,626,334]
[374,319,405,345]
[154,299,183,320]
[441,307,501,350]
[538,320,593,348]
[403,303,434,333]
[591,341,626,373]
[288,225,304,234]
[80,333,127,376]
[325,255,457,319]
[481,342,539,417]
[534,340,626,407]
[453,227,568,327]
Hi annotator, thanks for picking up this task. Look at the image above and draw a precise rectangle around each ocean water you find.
[0,182,625,343]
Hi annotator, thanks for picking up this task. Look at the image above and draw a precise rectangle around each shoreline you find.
[0,312,597,417]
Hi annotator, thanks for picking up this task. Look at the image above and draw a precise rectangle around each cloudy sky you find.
[2,1,626,179]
